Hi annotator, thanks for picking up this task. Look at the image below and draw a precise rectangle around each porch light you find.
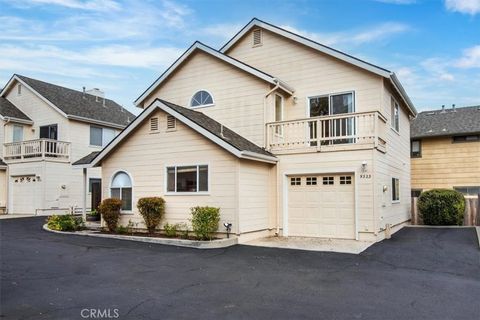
[223,222,232,238]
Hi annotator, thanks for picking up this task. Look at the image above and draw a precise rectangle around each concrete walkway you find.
[245,236,374,254]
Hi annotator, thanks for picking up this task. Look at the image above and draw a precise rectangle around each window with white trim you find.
[12,125,23,142]
[167,165,208,193]
[90,126,116,147]
[290,177,301,186]
[111,172,132,211]
[190,90,214,108]
[392,178,400,202]
[323,176,334,185]
[391,97,400,132]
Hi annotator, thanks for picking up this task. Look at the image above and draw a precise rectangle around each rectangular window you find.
[454,186,480,196]
[411,140,422,158]
[12,125,23,142]
[323,176,334,185]
[40,124,58,140]
[340,176,352,185]
[392,178,400,202]
[90,126,116,147]
[290,177,301,186]
[411,189,422,198]
[391,97,400,132]
[166,165,209,193]
[452,135,480,143]
[306,177,317,185]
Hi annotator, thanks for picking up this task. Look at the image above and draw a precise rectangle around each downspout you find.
[3,118,10,214]
[264,80,281,236]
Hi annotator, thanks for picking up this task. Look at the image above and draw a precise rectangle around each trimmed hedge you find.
[137,197,165,234]
[418,189,465,225]
[99,198,122,232]
[190,206,220,240]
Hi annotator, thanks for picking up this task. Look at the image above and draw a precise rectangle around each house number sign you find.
[360,174,372,179]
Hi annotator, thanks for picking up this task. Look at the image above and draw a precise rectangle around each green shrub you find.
[116,225,129,234]
[418,189,465,225]
[163,223,178,237]
[137,197,165,234]
[190,206,220,240]
[98,198,122,232]
[47,214,84,231]
[177,222,189,239]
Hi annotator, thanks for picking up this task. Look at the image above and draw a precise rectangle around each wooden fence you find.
[411,196,480,226]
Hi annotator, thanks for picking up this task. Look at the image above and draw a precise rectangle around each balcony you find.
[3,139,71,163]
[266,111,387,154]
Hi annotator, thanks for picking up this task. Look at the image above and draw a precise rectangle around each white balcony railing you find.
[3,139,71,162]
[266,111,387,154]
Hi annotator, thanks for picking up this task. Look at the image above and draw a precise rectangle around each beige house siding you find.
[373,83,412,232]
[101,109,239,231]
[0,170,6,208]
[411,137,480,190]
[225,28,384,121]
[142,51,270,147]
[238,159,275,233]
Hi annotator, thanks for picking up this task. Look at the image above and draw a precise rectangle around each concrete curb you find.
[43,224,238,249]
[405,225,473,229]
[476,227,480,249]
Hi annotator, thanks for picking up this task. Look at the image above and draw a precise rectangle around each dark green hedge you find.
[418,189,465,225]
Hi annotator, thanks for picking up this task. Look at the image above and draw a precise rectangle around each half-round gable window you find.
[110,171,132,211]
[190,90,214,108]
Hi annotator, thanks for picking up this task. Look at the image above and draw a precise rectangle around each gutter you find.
[67,115,127,130]
[3,117,33,125]
[239,151,278,164]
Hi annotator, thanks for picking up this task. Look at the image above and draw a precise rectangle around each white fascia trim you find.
[4,75,69,119]
[240,151,277,163]
[67,115,127,129]
[3,117,34,125]
[134,42,293,107]
[389,73,417,116]
[221,19,392,78]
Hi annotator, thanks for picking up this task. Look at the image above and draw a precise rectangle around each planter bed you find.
[43,224,237,249]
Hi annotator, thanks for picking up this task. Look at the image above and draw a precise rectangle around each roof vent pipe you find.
[82,86,86,99]
[441,105,445,112]
[452,104,456,111]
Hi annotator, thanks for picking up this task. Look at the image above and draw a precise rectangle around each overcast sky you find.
[1,0,479,114]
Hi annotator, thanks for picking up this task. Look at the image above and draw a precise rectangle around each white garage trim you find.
[282,168,359,240]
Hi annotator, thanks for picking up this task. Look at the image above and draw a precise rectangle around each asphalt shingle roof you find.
[72,151,100,166]
[0,97,31,121]
[411,105,480,139]
[16,75,135,127]
[159,99,274,157]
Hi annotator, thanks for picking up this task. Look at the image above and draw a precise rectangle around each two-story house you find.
[0,74,135,215]
[411,105,480,197]
[75,19,417,243]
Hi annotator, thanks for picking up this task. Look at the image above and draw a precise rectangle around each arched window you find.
[190,90,214,108]
[111,171,132,211]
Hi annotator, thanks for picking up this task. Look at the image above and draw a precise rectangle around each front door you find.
[91,180,102,211]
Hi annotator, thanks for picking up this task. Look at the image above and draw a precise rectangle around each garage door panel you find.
[288,174,355,239]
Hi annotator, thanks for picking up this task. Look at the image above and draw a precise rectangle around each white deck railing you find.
[3,139,70,162]
[266,111,387,154]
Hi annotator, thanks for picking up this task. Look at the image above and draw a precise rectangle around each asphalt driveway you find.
[1,217,479,320]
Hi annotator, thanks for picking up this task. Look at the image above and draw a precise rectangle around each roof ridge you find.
[418,105,480,114]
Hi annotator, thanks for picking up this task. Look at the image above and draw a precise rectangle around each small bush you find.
[190,206,220,240]
[418,189,465,225]
[177,222,189,239]
[163,223,178,237]
[98,198,122,232]
[116,225,129,234]
[47,214,84,231]
[137,197,165,234]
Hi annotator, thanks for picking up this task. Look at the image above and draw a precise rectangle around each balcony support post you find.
[82,167,87,222]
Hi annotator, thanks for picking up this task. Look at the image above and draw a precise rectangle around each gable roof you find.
[1,75,135,129]
[75,99,277,168]
[411,105,480,139]
[220,18,417,116]
[0,97,32,123]
[134,41,293,107]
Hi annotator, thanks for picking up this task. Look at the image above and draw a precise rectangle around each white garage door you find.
[11,175,39,215]
[288,174,355,239]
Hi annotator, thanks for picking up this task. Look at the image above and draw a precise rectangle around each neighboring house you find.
[0,74,135,215]
[411,105,480,197]
[75,18,417,243]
